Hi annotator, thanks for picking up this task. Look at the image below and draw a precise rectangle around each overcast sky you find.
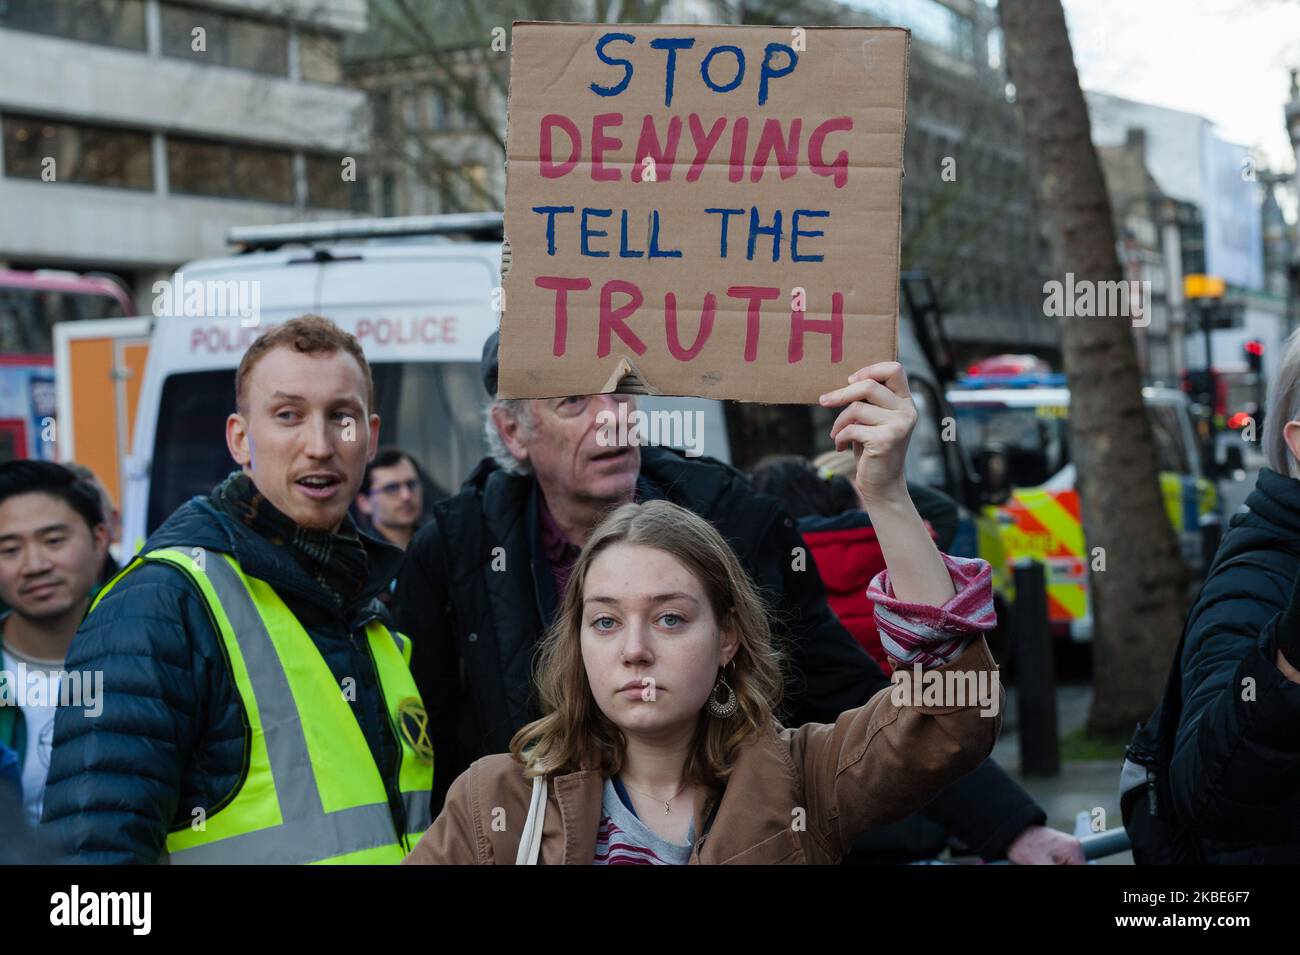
[1062,0,1299,173]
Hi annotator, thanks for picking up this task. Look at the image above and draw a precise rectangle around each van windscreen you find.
[951,403,1071,489]
[147,362,488,535]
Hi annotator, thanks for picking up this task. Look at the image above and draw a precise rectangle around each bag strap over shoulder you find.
[516,774,548,865]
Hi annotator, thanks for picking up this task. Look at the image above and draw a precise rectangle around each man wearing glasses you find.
[356,448,426,551]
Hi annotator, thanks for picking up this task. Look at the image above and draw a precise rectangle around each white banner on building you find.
[1200,128,1264,290]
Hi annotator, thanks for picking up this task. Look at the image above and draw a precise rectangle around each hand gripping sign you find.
[499,23,910,404]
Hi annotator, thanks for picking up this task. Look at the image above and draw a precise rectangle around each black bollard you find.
[1200,513,1222,576]
[1013,558,1059,777]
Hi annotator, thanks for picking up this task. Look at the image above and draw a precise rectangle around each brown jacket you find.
[404,639,1001,865]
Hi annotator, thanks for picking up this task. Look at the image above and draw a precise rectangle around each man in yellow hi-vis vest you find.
[42,315,433,863]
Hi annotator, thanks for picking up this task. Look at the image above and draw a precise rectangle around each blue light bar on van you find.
[228,213,504,251]
[954,373,1069,389]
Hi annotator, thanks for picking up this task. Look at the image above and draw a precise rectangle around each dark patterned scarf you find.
[213,470,368,608]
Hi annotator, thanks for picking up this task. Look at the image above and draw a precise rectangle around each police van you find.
[947,372,1218,641]
[57,212,967,556]
[93,213,729,549]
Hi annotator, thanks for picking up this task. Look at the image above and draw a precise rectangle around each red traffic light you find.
[1245,340,1264,357]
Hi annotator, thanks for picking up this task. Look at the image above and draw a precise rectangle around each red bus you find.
[0,269,135,352]
[0,270,135,462]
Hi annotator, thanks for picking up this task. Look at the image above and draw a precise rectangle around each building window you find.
[299,30,342,84]
[381,173,397,217]
[849,0,977,62]
[2,114,153,189]
[0,0,147,51]
[432,167,451,213]
[457,78,479,128]
[305,153,369,211]
[372,90,393,138]
[226,15,287,74]
[429,89,449,131]
[168,136,293,203]
[986,27,1003,70]
[461,163,489,210]
[161,3,288,77]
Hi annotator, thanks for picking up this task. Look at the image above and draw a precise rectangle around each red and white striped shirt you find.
[592,779,694,865]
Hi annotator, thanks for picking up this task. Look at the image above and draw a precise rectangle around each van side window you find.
[905,378,948,492]
[1147,404,1191,475]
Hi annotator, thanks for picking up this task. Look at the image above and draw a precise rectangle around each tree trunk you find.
[998,0,1187,734]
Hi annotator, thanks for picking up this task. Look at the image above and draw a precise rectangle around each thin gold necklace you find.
[620,776,689,815]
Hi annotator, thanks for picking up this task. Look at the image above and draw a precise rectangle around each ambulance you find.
[947,371,1218,641]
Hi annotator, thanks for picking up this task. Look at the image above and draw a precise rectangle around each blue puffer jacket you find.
[41,490,406,864]
[1171,467,1300,863]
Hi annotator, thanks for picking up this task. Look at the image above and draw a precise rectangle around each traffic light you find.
[1245,339,1264,373]
[1183,368,1216,406]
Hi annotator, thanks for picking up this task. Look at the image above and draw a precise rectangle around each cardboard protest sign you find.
[500,22,909,403]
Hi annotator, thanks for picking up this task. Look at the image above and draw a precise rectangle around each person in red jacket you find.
[750,453,1083,865]
[750,454,948,671]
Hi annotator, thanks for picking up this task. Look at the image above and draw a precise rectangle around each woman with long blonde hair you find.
[405,362,1001,864]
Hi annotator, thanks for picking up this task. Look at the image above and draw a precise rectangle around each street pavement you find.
[991,684,1133,864]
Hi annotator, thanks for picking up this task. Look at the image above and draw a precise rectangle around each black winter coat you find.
[396,448,1045,859]
[1172,467,1300,863]
[41,492,406,864]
